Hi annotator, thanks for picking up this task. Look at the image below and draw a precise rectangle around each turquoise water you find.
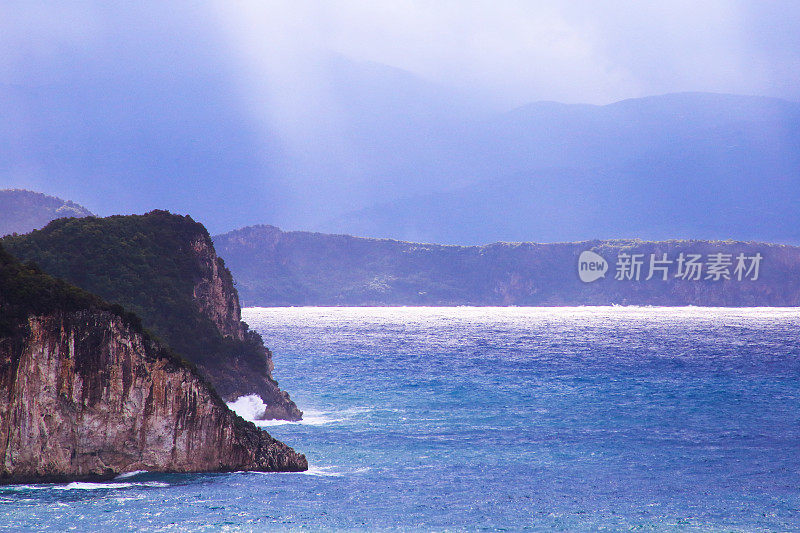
[2,307,800,531]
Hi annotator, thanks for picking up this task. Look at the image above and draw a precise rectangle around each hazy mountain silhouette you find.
[2,14,798,245]
[325,92,800,244]
[0,189,93,237]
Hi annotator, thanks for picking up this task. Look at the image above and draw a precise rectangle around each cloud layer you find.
[211,0,800,107]
[1,1,798,236]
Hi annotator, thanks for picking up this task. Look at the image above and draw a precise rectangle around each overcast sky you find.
[208,0,800,107]
[3,1,800,107]
[2,1,799,233]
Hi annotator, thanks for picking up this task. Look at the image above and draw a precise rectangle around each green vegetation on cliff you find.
[0,242,184,369]
[0,243,105,335]
[3,212,226,363]
[2,212,298,418]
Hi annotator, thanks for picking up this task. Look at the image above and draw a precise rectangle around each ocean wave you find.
[245,465,369,477]
[57,481,169,490]
[301,466,344,477]
[253,409,347,427]
[59,482,135,490]
[227,394,369,427]
[227,394,269,421]
[1,481,169,491]
[0,485,47,491]
[300,465,371,477]
[114,470,149,480]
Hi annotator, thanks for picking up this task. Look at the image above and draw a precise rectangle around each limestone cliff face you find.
[188,235,300,419]
[191,237,246,343]
[0,310,307,484]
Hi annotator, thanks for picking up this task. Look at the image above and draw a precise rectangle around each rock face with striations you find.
[192,237,249,343]
[0,245,307,484]
[2,212,301,420]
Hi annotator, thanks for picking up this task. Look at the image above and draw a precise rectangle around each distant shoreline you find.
[217,226,800,307]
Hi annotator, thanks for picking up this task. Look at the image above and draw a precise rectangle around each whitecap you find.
[53,481,169,490]
[57,482,134,490]
[113,496,144,503]
[1,479,168,491]
[227,394,268,421]
[243,465,356,477]
[0,485,49,491]
[302,466,343,477]
[253,409,346,427]
[138,481,169,488]
[227,395,371,427]
[300,465,370,477]
[114,470,148,480]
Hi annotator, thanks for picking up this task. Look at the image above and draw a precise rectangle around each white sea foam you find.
[241,464,369,478]
[228,394,268,420]
[1,485,48,491]
[58,482,134,490]
[252,409,347,427]
[299,465,371,477]
[301,466,343,477]
[227,395,368,427]
[114,496,145,503]
[139,481,170,488]
[114,470,148,480]
[3,481,168,491]
[60,481,169,490]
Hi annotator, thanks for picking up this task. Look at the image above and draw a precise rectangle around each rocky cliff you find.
[0,245,307,484]
[191,237,247,342]
[213,225,800,306]
[2,212,301,420]
[186,234,294,411]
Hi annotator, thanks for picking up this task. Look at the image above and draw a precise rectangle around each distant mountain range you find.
[2,187,797,307]
[214,225,800,307]
[323,92,800,245]
[3,37,799,244]
[0,189,93,237]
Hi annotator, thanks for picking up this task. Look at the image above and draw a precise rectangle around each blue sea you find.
[2,307,800,531]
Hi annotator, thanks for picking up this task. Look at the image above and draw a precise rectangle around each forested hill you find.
[214,225,800,307]
[2,211,301,420]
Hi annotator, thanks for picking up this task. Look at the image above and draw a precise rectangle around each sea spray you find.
[227,394,267,420]
[227,394,368,426]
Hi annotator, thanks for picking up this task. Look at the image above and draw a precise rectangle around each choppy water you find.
[2,307,800,531]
